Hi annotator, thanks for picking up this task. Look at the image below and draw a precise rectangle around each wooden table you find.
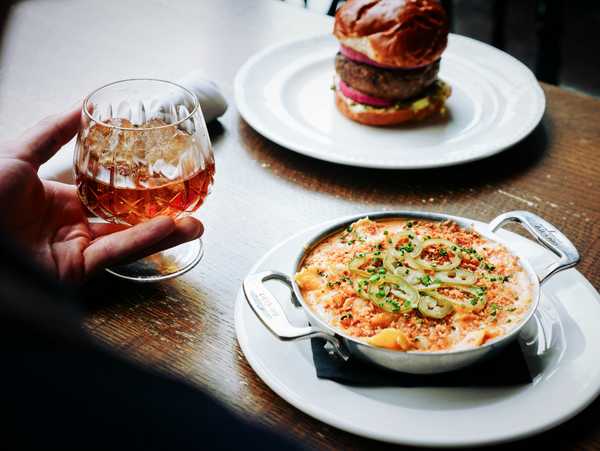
[2,1,599,449]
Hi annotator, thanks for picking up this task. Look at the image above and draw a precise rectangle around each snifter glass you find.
[74,79,215,281]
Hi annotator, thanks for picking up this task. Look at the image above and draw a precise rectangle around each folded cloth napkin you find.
[174,70,228,122]
[38,72,227,183]
[311,338,533,387]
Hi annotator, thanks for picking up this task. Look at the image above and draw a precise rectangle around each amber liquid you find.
[76,162,215,225]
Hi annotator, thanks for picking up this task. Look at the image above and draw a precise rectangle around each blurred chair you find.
[446,0,564,85]
[326,0,340,16]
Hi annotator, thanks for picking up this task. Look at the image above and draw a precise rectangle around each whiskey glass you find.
[74,79,215,281]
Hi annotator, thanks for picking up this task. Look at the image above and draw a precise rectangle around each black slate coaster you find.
[311,338,532,387]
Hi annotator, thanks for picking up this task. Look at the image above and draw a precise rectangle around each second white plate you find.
[234,33,545,169]
[235,217,600,447]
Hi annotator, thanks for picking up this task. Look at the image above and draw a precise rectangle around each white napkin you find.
[38,72,228,183]
[175,70,228,123]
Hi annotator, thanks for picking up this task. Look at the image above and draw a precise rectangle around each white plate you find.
[234,34,545,169]
[235,217,600,447]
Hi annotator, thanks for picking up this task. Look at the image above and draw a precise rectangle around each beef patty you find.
[335,53,440,100]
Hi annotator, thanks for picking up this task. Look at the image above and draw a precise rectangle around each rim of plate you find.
[234,33,546,170]
[234,216,600,447]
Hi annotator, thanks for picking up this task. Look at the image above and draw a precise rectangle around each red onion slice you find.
[338,79,394,107]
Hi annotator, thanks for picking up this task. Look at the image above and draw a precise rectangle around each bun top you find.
[334,0,449,68]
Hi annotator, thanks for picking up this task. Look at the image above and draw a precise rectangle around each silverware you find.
[243,211,579,374]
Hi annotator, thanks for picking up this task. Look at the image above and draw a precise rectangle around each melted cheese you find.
[296,218,534,352]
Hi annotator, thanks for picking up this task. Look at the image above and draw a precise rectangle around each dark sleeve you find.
[0,234,306,451]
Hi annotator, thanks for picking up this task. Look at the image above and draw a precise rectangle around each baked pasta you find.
[295,218,533,352]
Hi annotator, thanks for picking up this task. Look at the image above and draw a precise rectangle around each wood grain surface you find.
[1,1,599,449]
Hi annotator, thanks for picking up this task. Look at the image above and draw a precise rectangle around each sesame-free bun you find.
[334,0,449,69]
[334,79,451,126]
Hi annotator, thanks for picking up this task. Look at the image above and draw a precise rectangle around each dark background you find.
[450,0,600,97]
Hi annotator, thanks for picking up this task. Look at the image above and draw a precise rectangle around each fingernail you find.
[180,217,203,239]
[192,220,204,239]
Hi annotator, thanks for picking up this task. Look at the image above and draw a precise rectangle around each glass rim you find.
[82,78,200,131]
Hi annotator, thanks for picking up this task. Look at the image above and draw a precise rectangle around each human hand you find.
[0,105,204,282]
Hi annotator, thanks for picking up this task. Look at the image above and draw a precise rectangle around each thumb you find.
[12,103,82,170]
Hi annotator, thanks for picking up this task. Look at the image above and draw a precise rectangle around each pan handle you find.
[243,270,349,360]
[489,211,580,284]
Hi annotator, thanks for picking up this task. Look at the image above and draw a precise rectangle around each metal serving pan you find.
[243,211,579,374]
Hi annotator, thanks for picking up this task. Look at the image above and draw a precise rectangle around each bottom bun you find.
[335,80,451,126]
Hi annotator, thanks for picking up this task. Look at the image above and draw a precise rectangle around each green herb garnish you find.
[420,275,432,286]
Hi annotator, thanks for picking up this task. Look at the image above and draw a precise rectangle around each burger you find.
[333,0,451,126]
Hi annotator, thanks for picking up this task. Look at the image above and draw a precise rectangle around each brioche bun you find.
[334,0,449,69]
